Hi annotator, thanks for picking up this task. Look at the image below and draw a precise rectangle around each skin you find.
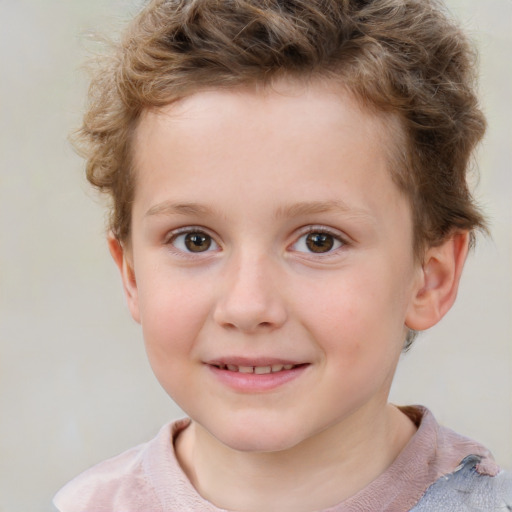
[110,79,469,512]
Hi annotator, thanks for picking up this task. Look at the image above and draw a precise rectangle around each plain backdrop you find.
[0,1,510,511]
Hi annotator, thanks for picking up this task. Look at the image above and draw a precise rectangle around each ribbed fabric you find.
[53,406,499,512]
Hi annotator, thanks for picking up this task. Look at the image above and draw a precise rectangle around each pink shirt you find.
[53,406,499,512]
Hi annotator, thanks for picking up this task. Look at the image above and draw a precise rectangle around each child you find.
[54,0,512,510]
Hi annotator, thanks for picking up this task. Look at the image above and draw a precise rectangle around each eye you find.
[170,230,219,253]
[292,230,344,254]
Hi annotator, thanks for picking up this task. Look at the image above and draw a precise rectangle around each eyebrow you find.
[273,200,372,220]
[145,201,215,217]
[145,200,372,221]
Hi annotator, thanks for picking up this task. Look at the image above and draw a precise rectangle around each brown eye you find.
[305,232,335,253]
[291,229,344,255]
[170,230,218,254]
[184,232,212,252]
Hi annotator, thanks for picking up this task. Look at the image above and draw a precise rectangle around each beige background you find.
[0,1,510,511]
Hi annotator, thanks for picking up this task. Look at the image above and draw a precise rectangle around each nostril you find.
[213,284,288,332]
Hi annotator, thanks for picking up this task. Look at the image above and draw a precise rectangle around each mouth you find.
[210,363,304,374]
[205,360,309,392]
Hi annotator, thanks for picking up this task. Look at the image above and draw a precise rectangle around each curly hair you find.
[76,0,487,260]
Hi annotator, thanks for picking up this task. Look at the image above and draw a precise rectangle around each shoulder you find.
[393,406,512,512]
[411,455,512,511]
[53,440,158,512]
[53,421,186,512]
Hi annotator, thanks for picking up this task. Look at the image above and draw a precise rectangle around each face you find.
[121,80,424,453]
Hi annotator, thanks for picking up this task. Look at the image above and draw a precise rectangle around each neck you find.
[175,404,416,512]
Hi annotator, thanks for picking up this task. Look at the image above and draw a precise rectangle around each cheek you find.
[294,268,407,361]
[136,272,212,366]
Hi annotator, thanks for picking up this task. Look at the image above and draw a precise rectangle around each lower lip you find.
[207,364,309,392]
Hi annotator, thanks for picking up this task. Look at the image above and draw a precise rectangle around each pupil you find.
[306,233,334,253]
[185,233,211,252]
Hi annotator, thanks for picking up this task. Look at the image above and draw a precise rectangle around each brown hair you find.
[76,0,487,345]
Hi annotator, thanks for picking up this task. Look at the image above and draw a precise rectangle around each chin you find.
[209,418,307,454]
[221,434,299,454]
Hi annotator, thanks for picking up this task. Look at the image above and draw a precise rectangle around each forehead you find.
[134,78,402,174]
[131,79,411,232]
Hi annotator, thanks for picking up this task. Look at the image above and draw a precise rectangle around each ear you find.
[108,235,141,323]
[405,231,469,331]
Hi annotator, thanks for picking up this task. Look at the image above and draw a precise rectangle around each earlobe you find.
[405,232,469,332]
[108,235,141,323]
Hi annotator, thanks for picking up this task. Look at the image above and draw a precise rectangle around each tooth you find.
[227,364,238,372]
[238,366,254,373]
[271,364,284,373]
[254,366,271,374]
[283,364,294,370]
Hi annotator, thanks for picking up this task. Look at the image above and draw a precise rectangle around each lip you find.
[205,356,303,367]
[205,358,310,392]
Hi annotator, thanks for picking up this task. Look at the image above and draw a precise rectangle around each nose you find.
[213,253,288,333]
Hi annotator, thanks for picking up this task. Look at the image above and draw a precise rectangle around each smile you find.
[211,363,298,374]
[206,361,309,392]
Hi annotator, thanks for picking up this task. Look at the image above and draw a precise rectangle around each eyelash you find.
[290,226,348,256]
[164,225,348,256]
[165,227,220,255]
